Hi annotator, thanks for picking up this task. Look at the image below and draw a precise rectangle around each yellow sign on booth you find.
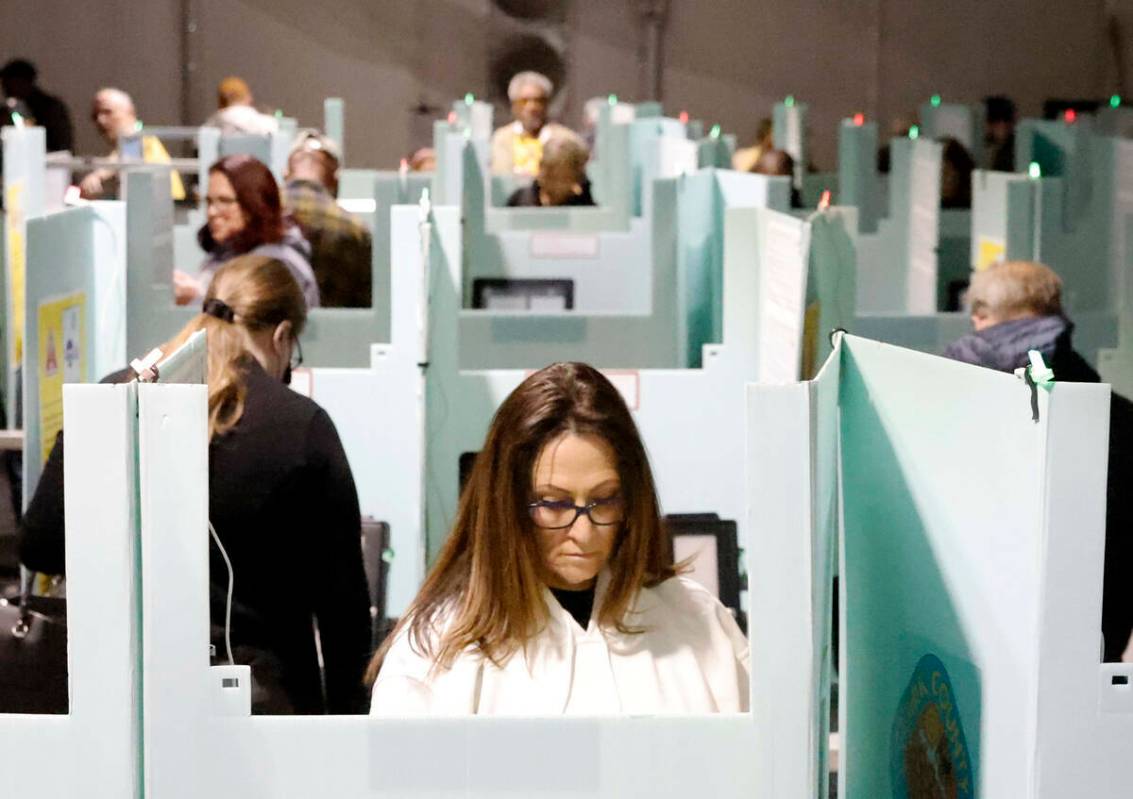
[976,236,1006,271]
[37,292,87,466]
[5,180,27,367]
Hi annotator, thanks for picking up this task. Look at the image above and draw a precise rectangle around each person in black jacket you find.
[507,131,596,208]
[19,254,373,713]
[945,260,1133,661]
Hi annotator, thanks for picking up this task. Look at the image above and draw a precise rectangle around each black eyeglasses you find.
[527,496,624,530]
[290,336,303,370]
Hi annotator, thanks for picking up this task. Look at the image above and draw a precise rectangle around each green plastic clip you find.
[1028,351,1054,387]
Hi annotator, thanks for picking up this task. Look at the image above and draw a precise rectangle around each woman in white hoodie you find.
[368,362,750,716]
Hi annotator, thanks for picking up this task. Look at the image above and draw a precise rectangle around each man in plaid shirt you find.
[283,133,372,308]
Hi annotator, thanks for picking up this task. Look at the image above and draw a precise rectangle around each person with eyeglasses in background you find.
[20,255,372,714]
[367,362,750,716]
[173,154,319,308]
[490,70,574,177]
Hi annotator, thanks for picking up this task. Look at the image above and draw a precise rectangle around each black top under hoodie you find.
[19,359,373,713]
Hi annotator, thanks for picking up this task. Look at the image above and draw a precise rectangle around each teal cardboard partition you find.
[23,207,99,503]
[854,137,942,314]
[323,97,344,162]
[773,100,807,188]
[836,335,1115,795]
[803,208,858,376]
[838,120,880,233]
[918,101,982,163]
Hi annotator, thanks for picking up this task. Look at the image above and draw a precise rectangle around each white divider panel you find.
[838,335,1126,796]
[301,203,432,616]
[855,138,942,314]
[747,339,840,798]
[1032,383,1133,795]
[23,207,101,504]
[3,125,46,423]
[135,363,760,797]
[427,204,813,561]
[0,384,141,797]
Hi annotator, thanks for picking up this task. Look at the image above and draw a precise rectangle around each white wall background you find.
[1,0,1130,169]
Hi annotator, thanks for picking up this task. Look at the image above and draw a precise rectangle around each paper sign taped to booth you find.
[38,292,87,466]
[976,237,1006,271]
[6,180,26,367]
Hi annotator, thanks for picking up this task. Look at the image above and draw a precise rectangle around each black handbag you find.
[0,567,68,713]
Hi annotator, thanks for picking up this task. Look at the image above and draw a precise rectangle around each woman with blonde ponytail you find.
[20,255,373,715]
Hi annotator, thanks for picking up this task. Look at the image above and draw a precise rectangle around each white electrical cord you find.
[208,520,235,666]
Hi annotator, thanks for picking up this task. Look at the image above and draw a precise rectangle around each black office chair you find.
[665,513,745,632]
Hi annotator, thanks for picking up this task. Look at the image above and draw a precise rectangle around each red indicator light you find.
[1064,109,1077,124]
[679,111,689,124]
[818,190,832,210]
[852,113,865,126]
[447,111,457,124]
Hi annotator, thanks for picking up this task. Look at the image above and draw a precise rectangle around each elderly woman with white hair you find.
[506,130,595,208]
[490,70,573,176]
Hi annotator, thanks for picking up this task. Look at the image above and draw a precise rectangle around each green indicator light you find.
[909,125,920,140]
[275,109,283,119]
[785,95,795,108]
[710,124,721,139]
[1111,94,1122,109]
[135,120,143,132]
[10,111,22,125]
[1028,161,1042,180]
[608,94,617,106]
[464,93,474,105]
[931,94,942,107]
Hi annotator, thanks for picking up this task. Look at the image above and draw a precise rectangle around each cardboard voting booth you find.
[750,332,1132,797]
[0,381,142,797]
[121,323,763,799]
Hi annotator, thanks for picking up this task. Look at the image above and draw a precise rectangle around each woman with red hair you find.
[174,154,319,307]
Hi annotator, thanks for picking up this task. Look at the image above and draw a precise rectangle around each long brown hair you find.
[365,362,678,684]
[161,254,306,439]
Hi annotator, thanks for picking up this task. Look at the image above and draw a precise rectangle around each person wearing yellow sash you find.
[490,71,573,177]
[79,87,185,201]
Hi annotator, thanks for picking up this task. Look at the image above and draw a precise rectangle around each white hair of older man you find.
[95,87,135,113]
[507,71,553,102]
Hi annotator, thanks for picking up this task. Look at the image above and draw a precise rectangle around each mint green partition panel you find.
[839,336,1060,795]
[323,97,344,162]
[802,172,837,208]
[838,120,880,233]
[677,170,720,367]
[1095,105,1133,137]
[773,100,807,189]
[970,169,1039,265]
[937,209,972,305]
[918,101,982,163]
[838,334,1124,796]
[803,208,858,376]
[697,134,736,171]
[630,117,687,216]
[23,207,100,503]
